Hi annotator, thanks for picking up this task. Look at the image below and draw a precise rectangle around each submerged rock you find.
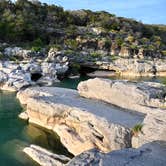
[19,112,29,120]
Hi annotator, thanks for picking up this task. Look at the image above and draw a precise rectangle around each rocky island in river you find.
[0,0,166,165]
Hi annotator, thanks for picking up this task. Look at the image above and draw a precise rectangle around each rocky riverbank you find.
[0,60,68,91]
[15,78,166,165]
[17,86,138,155]
[1,1,166,165]
[1,46,166,79]
[81,58,166,77]
[0,46,166,165]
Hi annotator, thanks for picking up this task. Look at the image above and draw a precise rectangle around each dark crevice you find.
[31,73,42,81]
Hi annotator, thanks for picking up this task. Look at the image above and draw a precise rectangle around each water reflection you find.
[24,124,72,157]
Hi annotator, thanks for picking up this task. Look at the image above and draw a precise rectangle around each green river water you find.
[0,76,166,165]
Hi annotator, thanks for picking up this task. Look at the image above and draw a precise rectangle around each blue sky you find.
[39,0,166,24]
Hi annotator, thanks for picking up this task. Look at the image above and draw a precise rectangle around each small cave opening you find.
[79,66,97,76]
[31,73,42,82]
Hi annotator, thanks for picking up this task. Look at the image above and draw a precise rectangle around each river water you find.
[0,76,166,165]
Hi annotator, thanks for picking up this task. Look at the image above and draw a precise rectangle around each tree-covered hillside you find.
[0,0,166,57]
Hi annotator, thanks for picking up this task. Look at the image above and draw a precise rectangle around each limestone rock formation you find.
[0,60,68,91]
[24,141,166,166]
[24,144,70,166]
[132,112,166,148]
[4,47,32,59]
[78,78,166,114]
[78,78,166,147]
[16,86,143,155]
[80,58,166,77]
[67,141,166,166]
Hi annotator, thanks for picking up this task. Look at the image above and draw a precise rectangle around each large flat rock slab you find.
[78,78,166,114]
[78,78,166,147]
[17,87,143,128]
[17,87,143,155]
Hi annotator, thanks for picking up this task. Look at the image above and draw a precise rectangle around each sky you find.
[39,0,166,25]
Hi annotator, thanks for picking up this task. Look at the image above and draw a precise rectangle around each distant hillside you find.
[0,0,166,57]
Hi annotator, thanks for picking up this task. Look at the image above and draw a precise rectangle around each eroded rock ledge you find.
[67,141,166,166]
[17,87,141,155]
[78,78,166,114]
[17,78,166,164]
[78,78,166,147]
[82,58,166,77]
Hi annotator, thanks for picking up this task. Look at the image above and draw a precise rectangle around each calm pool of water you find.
[0,91,71,166]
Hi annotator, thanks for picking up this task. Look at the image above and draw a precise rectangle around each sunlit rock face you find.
[78,78,166,147]
[78,78,166,113]
[17,78,166,157]
[17,86,141,155]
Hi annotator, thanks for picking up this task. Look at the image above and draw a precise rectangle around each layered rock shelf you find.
[78,78,166,114]
[17,86,144,155]
[81,58,166,77]
[23,145,70,166]
[15,78,166,165]
[78,78,166,147]
[67,141,166,166]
